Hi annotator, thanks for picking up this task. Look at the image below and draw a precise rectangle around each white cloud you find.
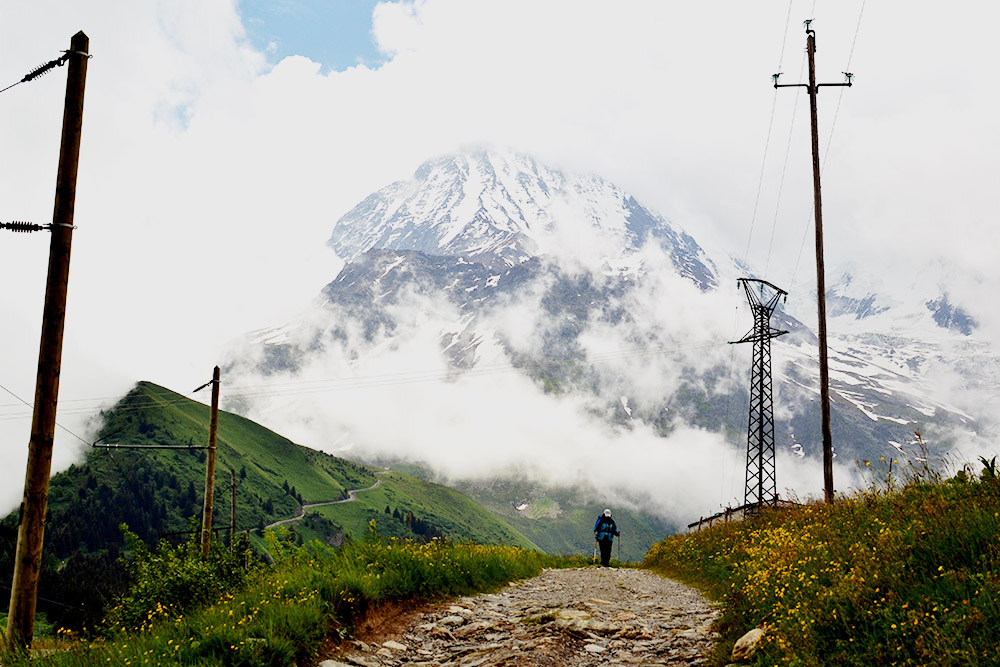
[221,281,845,522]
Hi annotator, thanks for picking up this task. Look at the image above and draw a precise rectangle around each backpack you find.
[595,515,616,541]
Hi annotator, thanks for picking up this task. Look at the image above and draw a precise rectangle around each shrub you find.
[645,473,1000,666]
[104,524,258,634]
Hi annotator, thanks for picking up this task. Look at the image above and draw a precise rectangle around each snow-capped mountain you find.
[224,148,996,505]
[328,149,718,288]
[824,269,978,337]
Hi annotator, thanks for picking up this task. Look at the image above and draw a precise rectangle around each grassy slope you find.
[38,381,376,550]
[39,381,532,549]
[644,470,1000,666]
[491,501,672,562]
[387,465,676,561]
[0,381,538,630]
[304,472,537,550]
[19,540,582,667]
[113,381,374,501]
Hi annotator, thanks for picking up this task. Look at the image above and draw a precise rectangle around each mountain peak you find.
[328,148,717,287]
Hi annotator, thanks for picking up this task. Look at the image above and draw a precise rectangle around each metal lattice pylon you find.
[731,279,788,509]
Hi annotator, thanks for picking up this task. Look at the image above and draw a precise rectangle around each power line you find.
[0,338,734,422]
[788,1,866,292]
[820,0,866,172]
[721,302,743,506]
[0,381,92,447]
[773,20,855,503]
[0,583,83,610]
[1,340,725,413]
[742,0,797,268]
[763,46,809,278]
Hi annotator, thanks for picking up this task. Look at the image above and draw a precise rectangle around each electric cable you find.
[0,582,83,610]
[743,91,781,269]
[0,380,92,446]
[0,337,736,421]
[822,0,865,172]
[742,0,796,269]
[720,303,742,506]
[0,338,730,417]
[762,46,808,277]
[787,0,866,292]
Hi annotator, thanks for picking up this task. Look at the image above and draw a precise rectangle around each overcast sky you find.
[1,1,998,513]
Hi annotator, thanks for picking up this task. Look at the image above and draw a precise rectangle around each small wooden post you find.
[229,467,237,549]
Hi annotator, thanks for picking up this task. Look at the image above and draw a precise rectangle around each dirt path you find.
[323,567,719,666]
[265,479,383,530]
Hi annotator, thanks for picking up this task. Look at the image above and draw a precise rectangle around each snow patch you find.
[380,255,406,278]
[620,396,633,418]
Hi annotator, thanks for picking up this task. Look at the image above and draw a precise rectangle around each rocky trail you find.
[320,567,719,667]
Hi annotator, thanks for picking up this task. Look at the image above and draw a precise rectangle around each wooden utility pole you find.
[6,31,89,652]
[806,29,835,504]
[774,23,852,504]
[229,468,237,549]
[200,366,221,559]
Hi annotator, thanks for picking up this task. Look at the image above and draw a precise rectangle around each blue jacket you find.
[594,515,619,542]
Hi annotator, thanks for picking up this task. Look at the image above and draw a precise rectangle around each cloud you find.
[5,0,997,383]
[0,304,132,511]
[218,230,851,527]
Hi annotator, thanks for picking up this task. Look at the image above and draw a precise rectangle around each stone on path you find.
[731,626,765,662]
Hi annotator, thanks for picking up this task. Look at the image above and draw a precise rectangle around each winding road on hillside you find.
[264,479,383,530]
[321,567,719,666]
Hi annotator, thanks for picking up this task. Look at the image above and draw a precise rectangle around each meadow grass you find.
[4,522,588,666]
[644,469,1000,666]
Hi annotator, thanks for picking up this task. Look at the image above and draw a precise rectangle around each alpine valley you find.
[2,148,993,633]
[220,148,997,530]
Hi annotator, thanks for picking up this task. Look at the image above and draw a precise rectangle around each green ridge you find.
[0,380,537,631]
[304,472,537,549]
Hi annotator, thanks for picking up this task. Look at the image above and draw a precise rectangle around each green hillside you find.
[0,381,535,631]
[386,463,676,561]
[300,472,536,550]
[464,485,675,561]
[37,382,374,552]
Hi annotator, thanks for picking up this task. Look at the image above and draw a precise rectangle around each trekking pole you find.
[593,540,598,563]
[617,535,621,561]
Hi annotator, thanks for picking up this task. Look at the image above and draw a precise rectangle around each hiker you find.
[594,508,620,567]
